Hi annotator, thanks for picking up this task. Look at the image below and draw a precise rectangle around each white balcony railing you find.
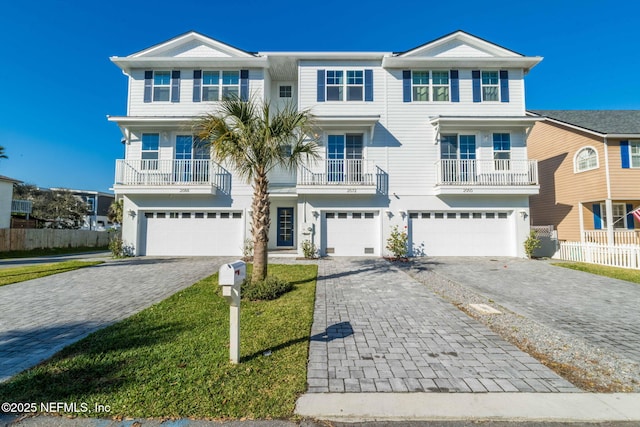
[115,159,223,187]
[583,230,640,246]
[11,199,32,215]
[298,159,375,186]
[436,159,538,186]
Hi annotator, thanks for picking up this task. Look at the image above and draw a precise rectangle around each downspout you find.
[603,136,613,246]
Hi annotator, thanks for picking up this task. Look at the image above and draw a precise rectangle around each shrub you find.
[242,238,254,261]
[241,275,294,301]
[386,225,409,259]
[108,232,133,258]
[301,240,318,259]
[524,230,541,259]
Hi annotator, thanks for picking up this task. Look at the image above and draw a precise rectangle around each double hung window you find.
[493,133,511,170]
[141,133,159,170]
[631,141,640,168]
[201,71,240,101]
[481,71,499,101]
[411,71,450,102]
[153,71,171,101]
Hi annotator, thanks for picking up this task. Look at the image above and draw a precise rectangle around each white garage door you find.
[410,211,514,257]
[322,211,379,256]
[141,211,243,256]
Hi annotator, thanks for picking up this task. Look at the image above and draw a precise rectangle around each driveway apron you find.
[307,258,577,393]
[0,257,233,382]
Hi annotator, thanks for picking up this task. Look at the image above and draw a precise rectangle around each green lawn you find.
[0,264,318,419]
[552,262,640,284]
[0,261,104,287]
[0,246,108,259]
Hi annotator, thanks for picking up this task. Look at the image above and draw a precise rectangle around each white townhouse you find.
[108,30,542,258]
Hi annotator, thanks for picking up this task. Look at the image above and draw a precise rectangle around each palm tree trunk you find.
[251,169,270,283]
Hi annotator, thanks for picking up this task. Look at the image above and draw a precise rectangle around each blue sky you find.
[1,0,639,193]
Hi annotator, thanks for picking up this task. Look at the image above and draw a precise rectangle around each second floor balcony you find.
[297,159,385,195]
[435,159,539,195]
[114,159,229,195]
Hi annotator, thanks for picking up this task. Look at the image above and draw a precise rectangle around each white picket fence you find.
[556,241,640,269]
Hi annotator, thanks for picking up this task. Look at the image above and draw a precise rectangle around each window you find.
[86,198,95,213]
[481,71,499,101]
[326,70,343,101]
[346,71,364,101]
[411,71,450,102]
[153,71,171,101]
[631,141,640,168]
[601,203,628,229]
[574,147,598,172]
[279,85,292,98]
[493,133,511,169]
[412,71,429,101]
[141,133,159,170]
[200,71,239,101]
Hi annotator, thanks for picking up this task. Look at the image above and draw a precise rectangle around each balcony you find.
[435,159,539,195]
[11,199,32,215]
[297,159,383,195]
[114,159,228,195]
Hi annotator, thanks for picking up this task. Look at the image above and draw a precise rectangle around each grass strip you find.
[0,263,317,419]
[0,261,104,287]
[0,246,108,259]
[551,262,640,285]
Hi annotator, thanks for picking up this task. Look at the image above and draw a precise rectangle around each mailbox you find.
[219,260,246,304]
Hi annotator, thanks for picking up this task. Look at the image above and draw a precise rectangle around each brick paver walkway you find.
[307,258,577,393]
[0,257,232,382]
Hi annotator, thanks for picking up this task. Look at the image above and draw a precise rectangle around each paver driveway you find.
[307,258,577,393]
[423,257,640,364]
[0,257,232,382]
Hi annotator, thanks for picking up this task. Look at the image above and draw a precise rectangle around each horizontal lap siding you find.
[608,140,640,199]
[528,121,607,241]
[128,69,264,116]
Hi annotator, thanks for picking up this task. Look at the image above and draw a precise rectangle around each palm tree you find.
[0,145,7,159]
[195,98,319,283]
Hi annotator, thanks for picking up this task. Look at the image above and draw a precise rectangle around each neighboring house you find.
[52,188,115,230]
[527,110,640,245]
[108,30,542,257]
[0,175,21,229]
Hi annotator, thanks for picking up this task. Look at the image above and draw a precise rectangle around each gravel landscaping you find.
[400,261,640,392]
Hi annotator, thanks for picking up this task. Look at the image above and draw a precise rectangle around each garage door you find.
[410,211,514,256]
[322,211,379,256]
[141,211,243,256]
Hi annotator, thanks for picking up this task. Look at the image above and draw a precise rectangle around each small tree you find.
[108,199,124,226]
[524,230,541,259]
[386,225,409,260]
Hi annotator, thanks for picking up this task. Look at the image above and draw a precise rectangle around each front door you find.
[277,207,294,246]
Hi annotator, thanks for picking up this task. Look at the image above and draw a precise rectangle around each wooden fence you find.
[555,241,640,269]
[0,229,110,252]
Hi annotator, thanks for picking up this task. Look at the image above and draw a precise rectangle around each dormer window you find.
[574,147,598,173]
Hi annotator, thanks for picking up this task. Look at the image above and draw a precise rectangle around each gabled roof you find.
[529,110,640,136]
[127,31,257,58]
[382,30,542,73]
[0,175,21,184]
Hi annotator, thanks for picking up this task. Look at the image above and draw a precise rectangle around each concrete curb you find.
[295,392,640,422]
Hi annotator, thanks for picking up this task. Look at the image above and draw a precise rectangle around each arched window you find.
[574,147,598,172]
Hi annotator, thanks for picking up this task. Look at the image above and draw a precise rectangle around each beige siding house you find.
[528,110,640,245]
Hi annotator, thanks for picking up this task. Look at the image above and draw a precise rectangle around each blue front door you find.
[277,207,294,246]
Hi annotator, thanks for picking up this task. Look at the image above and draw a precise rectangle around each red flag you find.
[633,208,640,224]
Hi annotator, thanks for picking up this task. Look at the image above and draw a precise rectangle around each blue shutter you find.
[402,70,411,102]
[627,204,635,229]
[171,70,180,102]
[240,70,249,101]
[144,70,152,103]
[450,70,459,102]
[193,70,202,102]
[317,70,325,102]
[499,70,509,102]
[593,204,602,230]
[364,69,373,101]
[621,140,630,168]
[472,70,481,102]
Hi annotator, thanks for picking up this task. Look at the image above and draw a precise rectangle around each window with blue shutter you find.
[193,70,202,102]
[317,70,325,102]
[472,70,481,102]
[171,70,180,102]
[593,204,602,229]
[621,140,630,168]
[240,70,249,101]
[499,70,509,102]
[450,70,459,102]
[144,71,153,103]
[627,204,635,229]
[364,69,373,101]
[402,70,411,102]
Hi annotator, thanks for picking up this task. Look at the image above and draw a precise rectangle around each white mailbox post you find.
[219,260,246,364]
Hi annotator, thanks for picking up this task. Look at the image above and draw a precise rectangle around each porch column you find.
[605,199,614,246]
[578,202,585,243]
